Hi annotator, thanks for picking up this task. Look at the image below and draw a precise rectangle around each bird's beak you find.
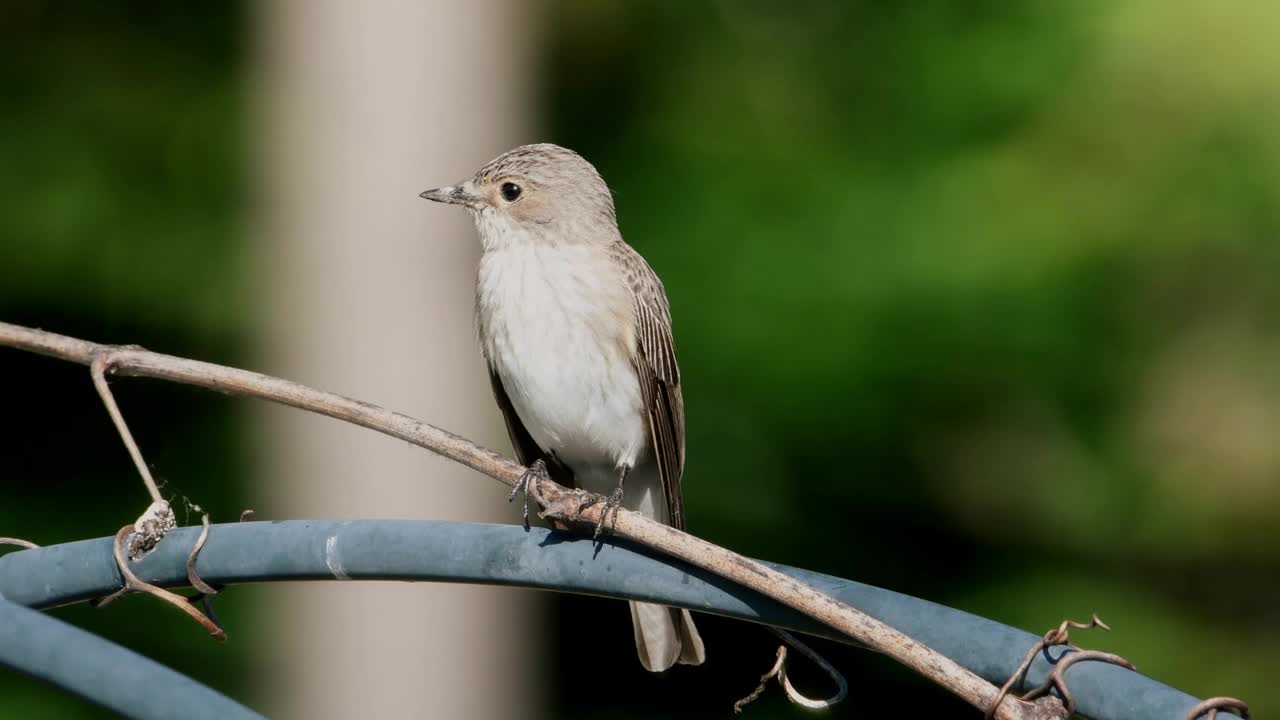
[419,185,484,208]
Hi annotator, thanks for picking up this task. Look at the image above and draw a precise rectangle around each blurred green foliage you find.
[0,2,247,337]
[2,1,1278,718]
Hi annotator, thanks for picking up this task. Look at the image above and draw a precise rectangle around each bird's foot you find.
[577,485,624,540]
[509,459,549,530]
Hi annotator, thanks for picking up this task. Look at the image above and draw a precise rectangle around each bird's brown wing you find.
[614,243,687,530]
[487,366,575,488]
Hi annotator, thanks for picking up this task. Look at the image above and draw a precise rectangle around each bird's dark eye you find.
[500,182,522,202]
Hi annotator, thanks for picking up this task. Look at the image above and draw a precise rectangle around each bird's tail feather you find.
[630,601,705,672]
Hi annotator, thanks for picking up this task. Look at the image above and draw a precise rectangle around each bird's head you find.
[420,143,619,251]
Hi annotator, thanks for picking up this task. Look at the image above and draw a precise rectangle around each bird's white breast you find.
[477,241,649,480]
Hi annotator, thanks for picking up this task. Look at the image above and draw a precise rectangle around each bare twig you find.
[91,348,182,559]
[91,349,164,504]
[0,323,516,486]
[0,321,1056,720]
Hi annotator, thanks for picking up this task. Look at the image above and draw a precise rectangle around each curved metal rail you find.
[0,591,263,720]
[0,520,1236,719]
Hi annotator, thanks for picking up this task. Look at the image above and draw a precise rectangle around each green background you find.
[2,1,1277,717]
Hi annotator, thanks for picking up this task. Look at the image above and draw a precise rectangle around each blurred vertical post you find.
[251,1,541,717]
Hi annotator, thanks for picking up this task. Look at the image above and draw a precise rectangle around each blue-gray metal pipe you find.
[0,520,1234,719]
[0,590,264,720]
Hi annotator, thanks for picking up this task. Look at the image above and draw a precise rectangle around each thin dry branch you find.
[91,349,164,504]
[0,321,1060,720]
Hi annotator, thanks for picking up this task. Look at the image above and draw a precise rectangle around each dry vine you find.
[734,628,849,712]
[89,525,225,641]
[1,320,1073,719]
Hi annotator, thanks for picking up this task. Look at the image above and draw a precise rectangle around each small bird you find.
[420,143,704,672]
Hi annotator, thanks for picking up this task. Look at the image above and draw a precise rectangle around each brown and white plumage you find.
[421,143,703,671]
[612,240,687,530]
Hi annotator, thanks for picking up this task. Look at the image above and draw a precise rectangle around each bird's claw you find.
[509,459,549,529]
[582,486,624,540]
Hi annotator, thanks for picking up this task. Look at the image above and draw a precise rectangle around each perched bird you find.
[420,143,704,672]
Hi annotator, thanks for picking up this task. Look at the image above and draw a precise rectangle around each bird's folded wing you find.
[616,243,687,531]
